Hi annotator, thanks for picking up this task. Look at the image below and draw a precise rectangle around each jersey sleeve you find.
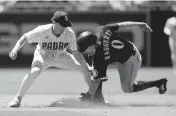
[164,17,175,36]
[96,24,119,41]
[68,31,77,52]
[93,65,108,81]
[24,26,43,43]
[104,23,119,32]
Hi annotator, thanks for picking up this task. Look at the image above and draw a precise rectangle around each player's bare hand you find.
[139,22,153,32]
[9,51,17,60]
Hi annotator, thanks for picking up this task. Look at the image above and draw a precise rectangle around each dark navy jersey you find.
[93,24,135,79]
[77,23,136,80]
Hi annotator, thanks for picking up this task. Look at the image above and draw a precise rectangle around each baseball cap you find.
[51,11,72,27]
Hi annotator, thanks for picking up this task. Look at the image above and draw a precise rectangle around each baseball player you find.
[8,11,93,107]
[77,21,168,103]
[164,16,176,74]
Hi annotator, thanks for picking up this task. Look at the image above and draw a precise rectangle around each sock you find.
[16,67,41,98]
[133,80,159,92]
[88,80,101,95]
[93,82,103,98]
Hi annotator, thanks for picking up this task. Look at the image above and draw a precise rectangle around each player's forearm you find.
[88,80,101,95]
[72,51,89,69]
[12,35,27,53]
[72,50,81,57]
[118,21,143,30]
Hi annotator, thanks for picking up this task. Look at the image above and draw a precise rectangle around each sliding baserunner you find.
[77,21,168,103]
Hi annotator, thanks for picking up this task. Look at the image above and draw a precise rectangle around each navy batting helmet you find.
[77,31,97,53]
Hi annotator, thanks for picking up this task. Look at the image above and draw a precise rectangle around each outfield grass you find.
[0,67,176,116]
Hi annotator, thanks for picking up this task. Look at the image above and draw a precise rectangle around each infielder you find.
[164,16,176,74]
[77,21,168,103]
[9,11,94,107]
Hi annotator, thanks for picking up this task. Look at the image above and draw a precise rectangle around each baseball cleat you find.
[158,78,168,94]
[79,92,93,102]
[9,96,22,107]
[79,92,106,104]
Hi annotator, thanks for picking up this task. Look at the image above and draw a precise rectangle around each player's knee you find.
[30,67,41,78]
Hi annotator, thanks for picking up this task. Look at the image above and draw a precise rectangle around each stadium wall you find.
[0,11,172,67]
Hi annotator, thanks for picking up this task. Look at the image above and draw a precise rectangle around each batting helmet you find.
[77,31,97,53]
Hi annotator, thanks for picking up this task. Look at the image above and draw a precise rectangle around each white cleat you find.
[9,96,22,107]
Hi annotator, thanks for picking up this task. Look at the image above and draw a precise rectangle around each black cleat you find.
[79,93,107,105]
[158,78,168,94]
[9,96,22,107]
[79,93,93,102]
